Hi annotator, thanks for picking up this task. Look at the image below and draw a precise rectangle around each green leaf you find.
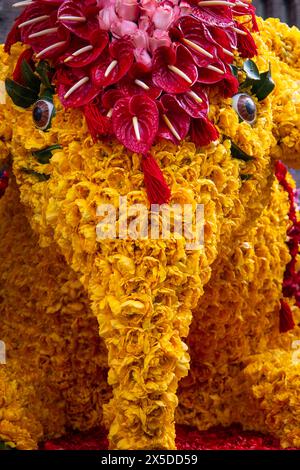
[40,87,55,103]
[251,65,275,101]
[243,59,260,81]
[35,60,53,88]
[32,144,62,164]
[230,64,239,79]
[5,78,38,108]
[241,174,253,181]
[20,59,41,93]
[21,168,50,181]
[0,442,14,450]
[225,137,254,162]
[238,78,254,92]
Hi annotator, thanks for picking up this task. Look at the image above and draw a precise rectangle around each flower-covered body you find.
[1,3,300,451]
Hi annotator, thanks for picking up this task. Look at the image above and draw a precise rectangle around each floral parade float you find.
[1,0,300,450]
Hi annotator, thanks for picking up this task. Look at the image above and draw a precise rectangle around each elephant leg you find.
[231,350,300,448]
[0,181,110,448]
[88,238,201,449]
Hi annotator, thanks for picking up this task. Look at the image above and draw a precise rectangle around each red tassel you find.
[279,299,295,333]
[141,154,171,205]
[235,24,258,58]
[83,100,111,142]
[190,117,219,147]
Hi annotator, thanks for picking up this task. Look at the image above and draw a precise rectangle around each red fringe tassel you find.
[141,154,171,205]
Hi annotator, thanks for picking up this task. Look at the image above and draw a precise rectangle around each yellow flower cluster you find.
[177,179,300,448]
[0,16,300,449]
[0,180,110,449]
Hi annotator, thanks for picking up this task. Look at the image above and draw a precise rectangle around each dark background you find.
[0,1,300,43]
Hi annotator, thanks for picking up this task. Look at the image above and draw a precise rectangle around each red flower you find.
[197,60,227,85]
[60,30,108,68]
[173,16,218,68]
[13,48,35,85]
[153,45,198,94]
[102,88,126,111]
[206,26,237,64]
[112,95,159,154]
[56,67,100,107]
[158,94,190,144]
[58,0,99,40]
[5,1,56,53]
[21,12,70,60]
[118,76,162,100]
[175,83,209,118]
[191,4,234,28]
[190,116,219,147]
[92,38,134,87]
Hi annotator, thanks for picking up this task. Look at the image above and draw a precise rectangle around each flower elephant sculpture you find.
[0,0,300,450]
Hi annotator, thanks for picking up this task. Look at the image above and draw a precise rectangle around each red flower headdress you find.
[6,0,258,203]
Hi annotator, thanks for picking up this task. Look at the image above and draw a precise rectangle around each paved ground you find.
[0,1,17,43]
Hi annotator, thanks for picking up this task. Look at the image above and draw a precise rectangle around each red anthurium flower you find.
[13,48,35,85]
[197,60,227,85]
[191,4,234,28]
[119,76,162,100]
[60,30,108,68]
[57,0,99,40]
[4,16,22,53]
[56,66,100,108]
[153,45,198,94]
[190,116,219,147]
[84,99,111,141]
[92,38,134,88]
[102,88,126,111]
[234,23,258,58]
[112,94,159,154]
[21,12,70,60]
[174,17,218,68]
[206,26,237,64]
[158,94,190,144]
[5,1,56,53]
[175,83,209,118]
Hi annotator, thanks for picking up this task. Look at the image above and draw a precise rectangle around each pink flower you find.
[149,29,171,52]
[99,6,118,30]
[152,4,180,30]
[111,19,138,38]
[140,0,157,19]
[139,14,151,33]
[116,0,139,22]
[133,30,149,50]
[134,47,152,68]
[97,0,116,8]
[178,1,192,16]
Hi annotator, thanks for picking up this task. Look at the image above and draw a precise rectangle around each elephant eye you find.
[232,93,257,125]
[32,100,55,131]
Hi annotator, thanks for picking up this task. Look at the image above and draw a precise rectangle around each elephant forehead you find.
[0,34,277,277]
